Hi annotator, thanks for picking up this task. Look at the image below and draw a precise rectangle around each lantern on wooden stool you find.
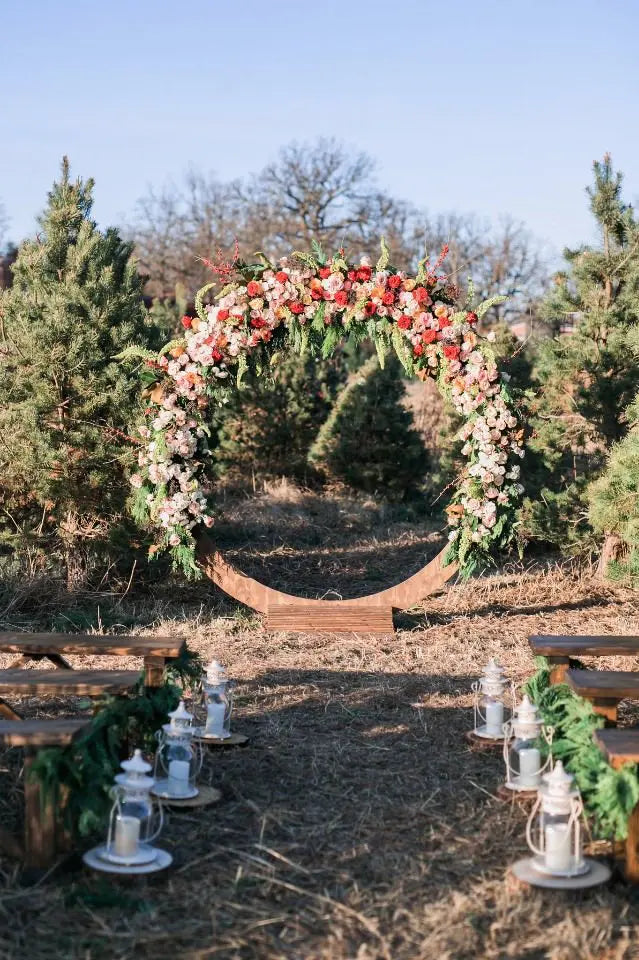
[511,760,611,889]
[83,749,171,875]
[152,700,203,800]
[201,660,234,739]
[502,695,553,793]
[471,658,514,741]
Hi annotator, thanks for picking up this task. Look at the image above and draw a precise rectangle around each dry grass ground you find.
[2,488,639,959]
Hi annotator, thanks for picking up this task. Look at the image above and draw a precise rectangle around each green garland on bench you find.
[29,645,203,836]
[525,657,639,840]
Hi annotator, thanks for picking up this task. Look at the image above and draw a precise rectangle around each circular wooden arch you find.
[197,533,458,615]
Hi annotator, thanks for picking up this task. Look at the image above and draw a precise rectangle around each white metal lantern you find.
[152,699,203,800]
[201,660,234,739]
[525,761,588,878]
[104,749,164,866]
[471,658,514,740]
[502,694,553,792]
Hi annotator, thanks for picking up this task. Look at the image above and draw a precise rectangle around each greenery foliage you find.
[308,353,430,499]
[523,155,639,554]
[525,658,639,840]
[0,158,166,584]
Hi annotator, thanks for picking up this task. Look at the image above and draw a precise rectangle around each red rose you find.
[397,316,412,330]
[290,302,304,314]
[387,274,402,289]
[334,290,349,307]
[422,330,438,344]
[181,314,192,329]
[247,280,262,297]
[250,317,266,329]
[217,309,229,322]
[382,291,395,305]
[319,267,331,279]
[212,349,223,362]
[311,287,323,300]
[413,343,424,356]
[275,271,288,283]
[347,270,357,281]
[357,266,372,281]
[466,311,478,324]
[414,287,430,304]
[443,344,460,360]
[364,301,376,316]
[439,317,452,328]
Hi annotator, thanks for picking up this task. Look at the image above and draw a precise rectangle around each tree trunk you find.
[595,533,622,581]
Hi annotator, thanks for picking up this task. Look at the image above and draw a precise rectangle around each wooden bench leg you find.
[8,653,73,670]
[0,698,22,721]
[23,753,57,870]
[548,656,571,685]
[591,697,619,725]
[625,802,639,882]
[144,655,165,687]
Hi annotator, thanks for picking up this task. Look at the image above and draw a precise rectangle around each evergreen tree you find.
[212,351,346,485]
[522,155,639,552]
[308,354,430,500]
[0,158,164,583]
[589,328,639,580]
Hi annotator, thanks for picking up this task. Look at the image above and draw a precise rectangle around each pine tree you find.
[212,351,346,485]
[522,155,639,552]
[308,354,430,500]
[0,158,165,584]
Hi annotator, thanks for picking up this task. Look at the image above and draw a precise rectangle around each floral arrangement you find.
[121,240,525,578]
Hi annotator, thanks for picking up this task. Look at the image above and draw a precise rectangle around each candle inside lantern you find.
[114,814,140,858]
[205,701,226,737]
[518,747,541,787]
[544,822,572,872]
[168,759,190,796]
[485,700,504,736]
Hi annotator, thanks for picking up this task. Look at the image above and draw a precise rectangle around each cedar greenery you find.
[524,658,639,840]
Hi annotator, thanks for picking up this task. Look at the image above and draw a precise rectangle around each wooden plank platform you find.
[0,669,140,697]
[266,603,394,636]
[0,632,184,658]
[594,728,639,769]
[0,719,89,748]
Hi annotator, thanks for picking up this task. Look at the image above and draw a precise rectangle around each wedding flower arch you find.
[123,240,525,580]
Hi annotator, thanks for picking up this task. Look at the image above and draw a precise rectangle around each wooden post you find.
[144,656,165,688]
[23,753,57,870]
[0,699,22,721]
[548,656,571,685]
[591,698,619,725]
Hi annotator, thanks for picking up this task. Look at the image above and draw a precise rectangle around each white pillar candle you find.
[113,815,140,858]
[485,700,504,736]
[518,747,541,787]
[168,758,191,796]
[205,701,226,737]
[544,822,572,872]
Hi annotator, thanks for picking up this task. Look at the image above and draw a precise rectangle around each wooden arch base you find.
[197,534,458,636]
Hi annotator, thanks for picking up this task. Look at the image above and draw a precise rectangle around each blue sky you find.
[2,0,638,259]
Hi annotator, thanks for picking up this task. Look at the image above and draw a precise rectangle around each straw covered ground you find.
[2,485,639,960]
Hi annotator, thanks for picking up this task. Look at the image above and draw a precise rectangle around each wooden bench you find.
[0,669,140,720]
[0,632,184,686]
[565,669,639,724]
[529,635,639,684]
[0,719,90,869]
[595,728,639,882]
